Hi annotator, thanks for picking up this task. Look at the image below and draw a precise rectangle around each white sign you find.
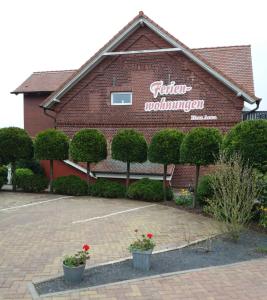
[145,80,205,112]
[191,115,218,120]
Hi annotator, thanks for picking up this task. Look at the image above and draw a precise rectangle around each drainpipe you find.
[243,99,261,121]
[43,108,57,129]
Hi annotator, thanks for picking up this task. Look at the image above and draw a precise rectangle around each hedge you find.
[14,168,48,193]
[197,175,214,206]
[0,165,8,189]
[88,179,126,198]
[127,178,173,202]
[52,175,88,196]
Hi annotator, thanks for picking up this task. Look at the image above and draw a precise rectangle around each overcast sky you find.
[0,0,266,128]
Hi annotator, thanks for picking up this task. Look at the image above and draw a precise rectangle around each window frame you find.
[111,92,133,106]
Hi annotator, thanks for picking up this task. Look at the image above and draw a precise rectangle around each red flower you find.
[83,244,90,252]
[147,233,153,239]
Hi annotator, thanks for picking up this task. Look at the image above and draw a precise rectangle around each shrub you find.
[205,154,262,241]
[16,159,44,175]
[0,177,5,190]
[148,129,184,201]
[0,165,8,184]
[180,127,222,207]
[223,120,267,173]
[0,127,33,191]
[127,178,173,202]
[52,175,88,196]
[175,194,193,207]
[14,168,48,193]
[197,175,214,206]
[88,179,126,198]
[112,129,147,189]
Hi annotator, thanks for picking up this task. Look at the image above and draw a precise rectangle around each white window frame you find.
[111,92,132,106]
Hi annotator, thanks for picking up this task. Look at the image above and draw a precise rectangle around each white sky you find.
[0,0,266,128]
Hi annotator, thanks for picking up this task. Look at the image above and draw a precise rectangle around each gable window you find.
[111,92,132,105]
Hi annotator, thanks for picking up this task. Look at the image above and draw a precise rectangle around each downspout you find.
[43,108,57,129]
[243,99,261,121]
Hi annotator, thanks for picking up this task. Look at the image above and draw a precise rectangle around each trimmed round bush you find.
[88,179,126,198]
[52,175,88,196]
[223,120,267,173]
[197,175,214,206]
[14,168,48,193]
[127,178,173,202]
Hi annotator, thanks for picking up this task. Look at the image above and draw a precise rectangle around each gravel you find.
[35,230,267,295]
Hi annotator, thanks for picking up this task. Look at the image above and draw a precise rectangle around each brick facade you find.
[24,93,55,136]
[15,15,257,188]
[51,26,243,187]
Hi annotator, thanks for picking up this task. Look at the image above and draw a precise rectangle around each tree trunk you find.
[49,160,53,193]
[11,161,16,192]
[126,161,130,190]
[163,164,167,201]
[193,165,200,208]
[86,162,90,185]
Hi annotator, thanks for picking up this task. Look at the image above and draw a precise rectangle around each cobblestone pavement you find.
[45,258,267,300]
[0,192,265,300]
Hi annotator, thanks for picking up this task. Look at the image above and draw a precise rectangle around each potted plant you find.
[63,244,90,284]
[128,230,155,271]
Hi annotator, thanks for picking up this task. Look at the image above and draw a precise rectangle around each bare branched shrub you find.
[206,153,262,241]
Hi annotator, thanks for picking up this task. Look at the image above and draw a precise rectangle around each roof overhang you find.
[42,14,258,109]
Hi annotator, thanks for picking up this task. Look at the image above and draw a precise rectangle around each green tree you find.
[180,127,222,207]
[34,129,69,191]
[223,120,267,173]
[148,129,184,201]
[70,129,107,183]
[0,127,33,191]
[112,129,147,189]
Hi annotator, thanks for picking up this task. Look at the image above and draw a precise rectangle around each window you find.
[111,92,132,105]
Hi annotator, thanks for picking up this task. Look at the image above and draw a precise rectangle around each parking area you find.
[0,192,219,299]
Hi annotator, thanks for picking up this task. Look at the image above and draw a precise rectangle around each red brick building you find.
[12,12,260,187]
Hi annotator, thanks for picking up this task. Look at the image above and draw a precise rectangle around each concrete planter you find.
[63,263,86,284]
[132,249,153,271]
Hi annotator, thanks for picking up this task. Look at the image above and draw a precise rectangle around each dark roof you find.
[11,70,76,94]
[78,159,174,176]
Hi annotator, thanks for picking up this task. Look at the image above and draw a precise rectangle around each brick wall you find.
[41,26,244,187]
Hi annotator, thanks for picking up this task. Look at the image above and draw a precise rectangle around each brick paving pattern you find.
[0,192,266,299]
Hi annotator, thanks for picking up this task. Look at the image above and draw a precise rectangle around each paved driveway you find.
[0,192,218,299]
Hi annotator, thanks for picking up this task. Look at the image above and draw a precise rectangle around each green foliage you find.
[148,129,184,165]
[180,127,222,166]
[16,159,44,175]
[112,129,147,163]
[63,246,90,267]
[52,175,88,196]
[0,177,5,190]
[0,165,8,184]
[70,129,107,163]
[205,154,262,241]
[88,179,126,198]
[127,178,173,202]
[197,175,214,206]
[223,120,267,172]
[14,168,48,192]
[175,194,193,207]
[34,129,69,160]
[129,232,155,252]
[0,127,33,164]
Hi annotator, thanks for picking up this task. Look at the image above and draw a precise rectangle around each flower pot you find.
[132,249,153,271]
[63,263,86,284]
